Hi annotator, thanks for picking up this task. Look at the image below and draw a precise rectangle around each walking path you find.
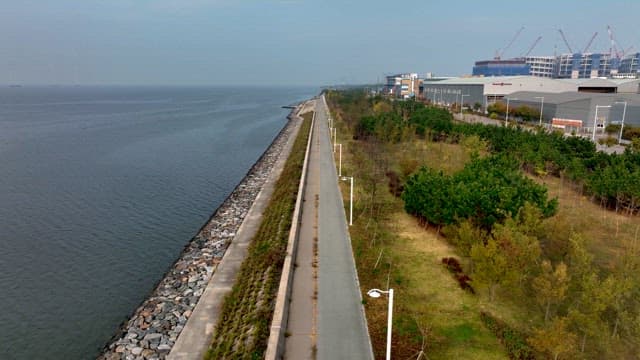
[283,97,373,359]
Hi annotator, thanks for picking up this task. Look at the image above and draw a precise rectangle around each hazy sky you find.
[2,0,639,86]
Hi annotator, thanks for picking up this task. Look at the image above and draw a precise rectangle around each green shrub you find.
[480,311,536,360]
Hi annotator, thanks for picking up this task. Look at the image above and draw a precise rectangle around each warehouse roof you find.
[508,91,640,105]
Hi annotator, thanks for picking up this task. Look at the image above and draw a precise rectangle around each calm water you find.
[0,85,316,359]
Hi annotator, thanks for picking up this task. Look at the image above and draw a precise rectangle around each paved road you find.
[284,97,373,359]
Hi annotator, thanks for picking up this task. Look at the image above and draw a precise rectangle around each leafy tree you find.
[532,260,569,323]
[442,220,486,256]
[529,317,578,360]
[568,272,613,353]
[492,219,541,288]
[470,239,511,302]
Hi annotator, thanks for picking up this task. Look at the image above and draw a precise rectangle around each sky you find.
[1,0,639,86]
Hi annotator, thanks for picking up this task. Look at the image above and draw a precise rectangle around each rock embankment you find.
[99,107,304,360]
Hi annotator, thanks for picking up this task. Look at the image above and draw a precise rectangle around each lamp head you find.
[367,289,383,298]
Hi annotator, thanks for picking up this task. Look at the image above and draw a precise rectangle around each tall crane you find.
[494,26,525,60]
[582,32,598,53]
[607,25,621,59]
[558,29,573,53]
[622,45,635,58]
[522,36,542,57]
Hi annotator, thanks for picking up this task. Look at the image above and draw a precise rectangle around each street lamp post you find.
[329,127,333,150]
[534,96,544,127]
[333,127,337,149]
[505,97,518,126]
[340,176,353,226]
[334,143,342,176]
[614,101,628,143]
[461,94,469,116]
[592,105,612,141]
[367,288,394,360]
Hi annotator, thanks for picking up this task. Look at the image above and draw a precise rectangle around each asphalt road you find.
[283,96,373,359]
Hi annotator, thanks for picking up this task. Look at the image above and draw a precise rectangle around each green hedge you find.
[480,311,535,360]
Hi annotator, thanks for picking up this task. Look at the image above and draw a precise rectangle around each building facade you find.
[474,53,636,79]
[385,73,419,98]
[617,52,640,78]
[472,59,530,77]
[525,56,556,78]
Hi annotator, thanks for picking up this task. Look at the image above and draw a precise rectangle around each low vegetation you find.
[327,89,640,359]
[204,113,312,359]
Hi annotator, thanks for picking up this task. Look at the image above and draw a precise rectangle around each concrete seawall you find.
[264,102,316,359]
[99,103,311,360]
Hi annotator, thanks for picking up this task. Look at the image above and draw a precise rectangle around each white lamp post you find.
[614,101,628,143]
[334,143,342,176]
[367,288,394,360]
[592,105,612,141]
[505,97,518,126]
[333,127,337,150]
[534,96,544,126]
[461,94,469,115]
[340,176,353,226]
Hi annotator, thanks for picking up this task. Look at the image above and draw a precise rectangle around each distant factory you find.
[472,26,639,79]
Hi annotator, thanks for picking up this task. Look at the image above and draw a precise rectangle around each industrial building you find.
[384,73,419,98]
[420,75,640,132]
[472,59,530,77]
[618,53,640,78]
[507,92,640,135]
[472,26,639,79]
[524,56,556,78]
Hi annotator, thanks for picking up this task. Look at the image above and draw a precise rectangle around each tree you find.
[470,239,511,302]
[529,317,577,360]
[532,260,569,323]
[442,220,486,256]
[567,272,612,353]
[492,219,541,289]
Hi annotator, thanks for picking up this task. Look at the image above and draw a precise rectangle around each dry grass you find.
[337,135,510,358]
[532,174,640,268]
[387,213,509,359]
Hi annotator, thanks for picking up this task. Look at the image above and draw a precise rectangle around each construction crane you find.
[622,45,636,58]
[522,36,542,57]
[582,32,598,53]
[558,29,573,53]
[607,25,622,59]
[494,26,525,60]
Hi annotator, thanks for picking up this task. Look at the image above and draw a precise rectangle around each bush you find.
[386,170,404,197]
[442,257,475,294]
[480,311,536,360]
[403,155,557,230]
